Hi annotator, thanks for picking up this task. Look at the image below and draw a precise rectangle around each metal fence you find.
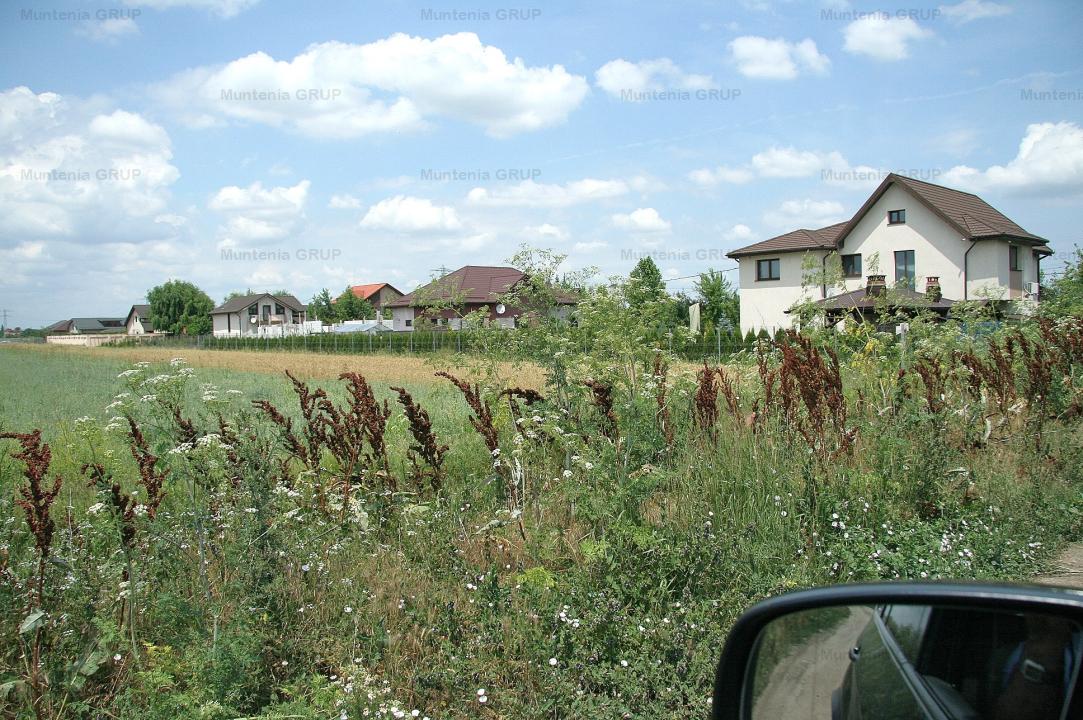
[109,330,757,364]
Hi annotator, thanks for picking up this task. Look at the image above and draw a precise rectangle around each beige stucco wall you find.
[737,250,828,334]
[736,184,1046,332]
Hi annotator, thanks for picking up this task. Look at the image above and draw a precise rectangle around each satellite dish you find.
[495,303,506,314]
[249,316,256,323]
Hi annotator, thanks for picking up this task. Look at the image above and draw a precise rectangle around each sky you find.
[1,0,1082,328]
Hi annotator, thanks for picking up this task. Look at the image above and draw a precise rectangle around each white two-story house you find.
[726,173,1053,334]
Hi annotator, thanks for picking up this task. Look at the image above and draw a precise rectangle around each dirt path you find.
[1034,542,1083,589]
[751,606,872,719]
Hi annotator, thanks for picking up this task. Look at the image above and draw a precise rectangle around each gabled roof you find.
[126,304,153,330]
[348,282,404,301]
[389,266,516,307]
[727,173,1052,258]
[211,293,306,314]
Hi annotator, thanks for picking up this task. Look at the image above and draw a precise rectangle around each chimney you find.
[865,274,887,297]
[926,276,942,302]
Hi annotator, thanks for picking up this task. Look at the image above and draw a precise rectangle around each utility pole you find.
[431,265,451,278]
[0,308,9,335]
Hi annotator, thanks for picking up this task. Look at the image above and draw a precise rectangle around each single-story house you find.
[210,292,308,337]
[726,173,1053,334]
[386,265,577,332]
[45,317,126,335]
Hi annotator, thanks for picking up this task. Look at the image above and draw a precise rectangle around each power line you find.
[663,265,739,283]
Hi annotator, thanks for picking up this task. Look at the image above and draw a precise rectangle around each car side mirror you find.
[711,582,1083,720]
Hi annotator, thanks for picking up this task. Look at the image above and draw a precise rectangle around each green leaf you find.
[0,680,24,699]
[19,610,45,635]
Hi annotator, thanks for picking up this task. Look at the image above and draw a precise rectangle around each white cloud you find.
[76,17,139,43]
[595,58,715,99]
[573,240,608,252]
[209,179,309,247]
[328,193,362,209]
[939,0,1012,23]
[690,146,858,186]
[612,207,671,233]
[722,224,755,243]
[688,166,754,186]
[941,122,1083,197]
[466,178,629,207]
[122,0,261,18]
[359,195,463,233]
[763,198,848,228]
[525,223,568,240]
[154,33,590,138]
[728,36,830,80]
[0,87,180,242]
[843,16,934,61]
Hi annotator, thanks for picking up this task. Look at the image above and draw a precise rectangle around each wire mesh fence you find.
[111,329,759,363]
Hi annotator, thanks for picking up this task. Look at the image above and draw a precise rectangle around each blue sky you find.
[2,0,1082,327]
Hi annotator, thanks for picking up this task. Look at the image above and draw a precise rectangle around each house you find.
[45,317,126,335]
[332,320,394,334]
[125,304,154,335]
[210,292,308,337]
[386,265,577,332]
[346,283,405,313]
[726,173,1053,334]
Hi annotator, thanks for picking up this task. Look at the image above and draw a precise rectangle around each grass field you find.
[1,326,1081,719]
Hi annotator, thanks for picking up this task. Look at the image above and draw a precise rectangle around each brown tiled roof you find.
[728,173,1052,258]
[387,266,578,309]
[726,222,847,258]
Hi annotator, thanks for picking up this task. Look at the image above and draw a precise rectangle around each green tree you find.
[334,287,374,321]
[694,269,739,333]
[308,288,338,323]
[626,257,666,310]
[1042,246,1083,317]
[147,280,214,335]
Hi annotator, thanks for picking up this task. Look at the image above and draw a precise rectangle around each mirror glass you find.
[747,604,1081,720]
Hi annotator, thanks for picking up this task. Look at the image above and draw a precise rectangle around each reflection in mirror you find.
[747,604,1081,720]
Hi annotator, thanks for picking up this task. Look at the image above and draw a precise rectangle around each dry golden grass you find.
[4,343,546,388]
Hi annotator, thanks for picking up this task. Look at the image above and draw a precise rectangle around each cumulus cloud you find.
[595,58,715,99]
[209,179,309,247]
[938,0,1012,23]
[525,223,568,240]
[722,224,755,243]
[359,195,463,233]
[843,16,934,61]
[153,33,590,138]
[612,207,671,233]
[728,36,830,80]
[690,146,871,187]
[0,87,180,243]
[466,178,629,207]
[941,122,1083,197]
[763,198,848,229]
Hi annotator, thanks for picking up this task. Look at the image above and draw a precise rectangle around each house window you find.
[275,303,285,315]
[888,209,906,225]
[405,319,412,327]
[1009,245,1021,272]
[756,258,781,281]
[247,304,257,316]
[841,254,862,278]
[894,250,916,288]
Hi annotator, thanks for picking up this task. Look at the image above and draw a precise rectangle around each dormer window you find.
[888,209,906,225]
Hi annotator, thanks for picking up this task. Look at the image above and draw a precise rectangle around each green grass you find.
[0,334,1081,719]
